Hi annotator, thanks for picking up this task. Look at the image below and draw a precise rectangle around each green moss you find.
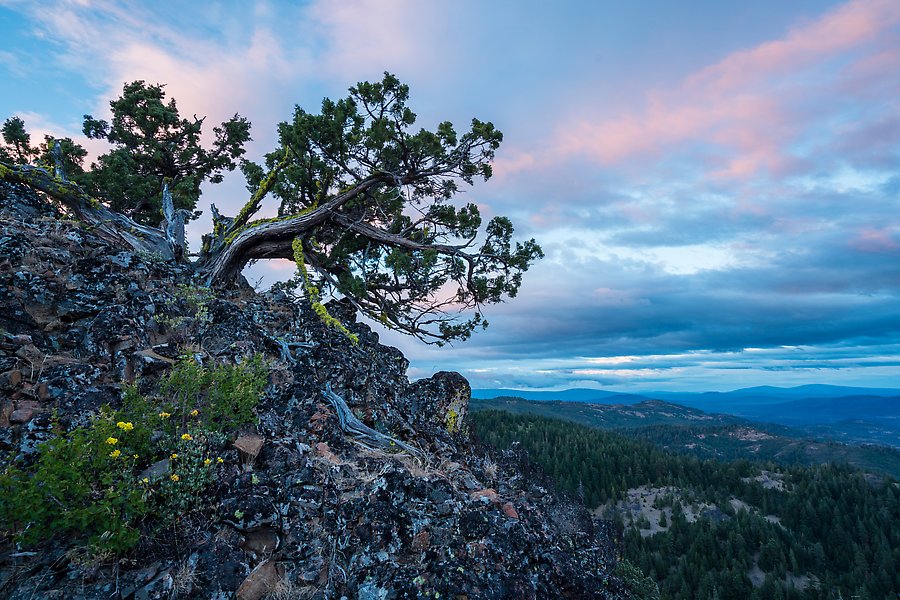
[223,207,315,246]
[445,408,459,433]
[292,237,359,345]
[231,148,292,230]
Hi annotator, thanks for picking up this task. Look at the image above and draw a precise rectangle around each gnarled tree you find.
[0,73,542,344]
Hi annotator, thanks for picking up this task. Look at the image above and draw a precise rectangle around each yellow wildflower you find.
[216,457,224,464]
[190,409,199,417]
[170,474,180,482]
[133,454,139,459]
[106,437,118,445]
[116,421,134,431]
[181,433,193,441]
[141,477,149,484]
[170,453,178,459]
[204,458,212,466]
[159,411,171,419]
[109,449,121,458]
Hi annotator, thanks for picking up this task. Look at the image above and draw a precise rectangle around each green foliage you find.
[159,354,268,432]
[156,283,214,332]
[473,410,900,600]
[0,117,88,185]
[83,81,251,225]
[0,415,146,554]
[0,356,267,556]
[616,559,661,600]
[243,73,542,344]
[1,116,34,163]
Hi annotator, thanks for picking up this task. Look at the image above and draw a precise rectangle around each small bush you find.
[160,354,267,432]
[616,559,661,600]
[0,354,268,555]
[0,417,147,553]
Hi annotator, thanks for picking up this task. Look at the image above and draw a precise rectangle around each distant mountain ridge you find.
[646,384,900,406]
[471,384,900,448]
[471,388,649,403]
[472,384,900,403]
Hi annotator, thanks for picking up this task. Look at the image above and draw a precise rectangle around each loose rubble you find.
[0,182,632,599]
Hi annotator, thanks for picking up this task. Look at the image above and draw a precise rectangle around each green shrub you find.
[0,414,148,553]
[0,355,267,555]
[616,559,661,600]
[160,354,267,432]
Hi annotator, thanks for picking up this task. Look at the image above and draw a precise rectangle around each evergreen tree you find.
[83,81,251,225]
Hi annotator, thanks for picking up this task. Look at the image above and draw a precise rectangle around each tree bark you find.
[197,174,389,286]
[161,181,187,260]
[0,161,392,286]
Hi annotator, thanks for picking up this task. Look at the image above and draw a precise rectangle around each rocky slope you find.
[0,181,633,599]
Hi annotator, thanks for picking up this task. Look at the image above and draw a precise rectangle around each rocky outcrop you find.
[0,184,631,599]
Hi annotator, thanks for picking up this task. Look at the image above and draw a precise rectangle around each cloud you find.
[305,0,446,81]
[494,0,900,184]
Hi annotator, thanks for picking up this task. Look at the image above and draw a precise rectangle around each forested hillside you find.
[473,410,900,600]
[471,396,900,478]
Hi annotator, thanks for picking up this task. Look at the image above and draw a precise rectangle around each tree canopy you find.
[0,73,542,345]
[83,81,251,225]
[1,116,88,182]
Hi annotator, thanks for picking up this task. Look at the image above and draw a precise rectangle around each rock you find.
[470,488,500,504]
[138,458,171,481]
[242,526,280,557]
[10,400,41,424]
[502,502,520,520]
[14,343,44,366]
[134,568,174,600]
[314,441,341,464]
[0,369,22,390]
[119,562,161,599]
[0,399,13,427]
[234,433,265,460]
[236,559,283,600]
[11,334,33,346]
[109,252,135,268]
[134,348,175,364]
[411,529,431,551]
[404,370,470,435]
[34,381,50,400]
[9,407,35,424]
[358,580,390,600]
[222,493,280,530]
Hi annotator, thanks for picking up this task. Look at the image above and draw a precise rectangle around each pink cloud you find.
[684,0,899,94]
[850,228,900,253]
[305,0,447,80]
[540,0,900,181]
[492,150,538,181]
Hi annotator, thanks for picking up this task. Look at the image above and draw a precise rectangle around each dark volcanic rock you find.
[0,190,632,598]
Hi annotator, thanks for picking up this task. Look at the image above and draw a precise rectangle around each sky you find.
[1,0,899,392]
